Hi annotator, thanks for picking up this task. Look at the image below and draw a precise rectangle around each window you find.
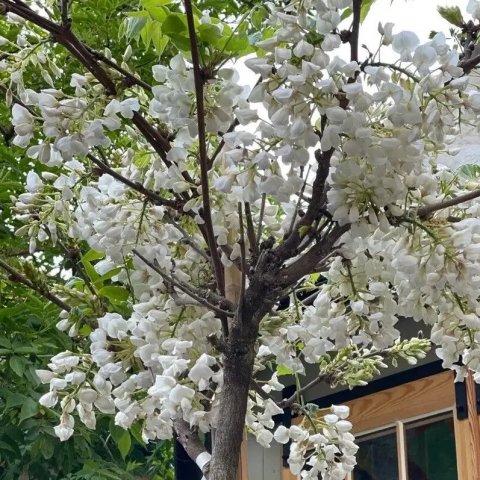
[353,412,457,480]
[281,369,480,480]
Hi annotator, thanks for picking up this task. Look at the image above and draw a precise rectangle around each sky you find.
[362,0,469,47]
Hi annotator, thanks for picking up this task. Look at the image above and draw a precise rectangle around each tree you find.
[2,0,480,479]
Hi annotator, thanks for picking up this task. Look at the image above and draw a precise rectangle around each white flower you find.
[148,375,177,397]
[26,171,43,193]
[98,312,129,339]
[273,425,290,444]
[78,388,98,403]
[78,403,96,429]
[54,413,74,441]
[36,369,55,384]
[39,391,58,408]
[169,384,195,404]
[255,428,273,448]
[412,45,437,75]
[188,354,215,391]
[104,98,140,119]
[331,405,350,419]
[392,31,419,60]
[468,0,480,20]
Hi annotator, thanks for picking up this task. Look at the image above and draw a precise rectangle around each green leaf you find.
[152,26,170,55]
[141,0,172,7]
[82,249,105,262]
[79,324,93,336]
[39,435,55,460]
[162,13,187,35]
[0,337,12,349]
[98,285,129,302]
[130,423,146,446]
[198,23,222,43]
[457,163,480,179]
[276,363,293,376]
[145,5,168,23]
[117,430,131,459]
[5,392,29,410]
[18,398,38,424]
[252,7,267,30]
[168,33,191,51]
[9,355,26,377]
[438,6,464,28]
[342,0,376,23]
[140,18,153,47]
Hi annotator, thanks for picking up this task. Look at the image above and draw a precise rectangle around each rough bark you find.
[209,280,270,480]
[209,339,257,480]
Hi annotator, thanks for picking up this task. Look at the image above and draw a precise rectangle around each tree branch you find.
[174,419,210,479]
[274,149,331,262]
[184,0,225,303]
[60,0,70,28]
[277,224,349,288]
[459,53,480,74]
[365,62,420,83]
[237,203,247,318]
[132,249,235,317]
[350,0,361,63]
[417,188,480,219]
[0,258,71,311]
[85,46,153,92]
[87,153,181,209]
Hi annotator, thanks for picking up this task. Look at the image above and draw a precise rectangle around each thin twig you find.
[208,118,239,169]
[287,165,311,238]
[237,203,247,319]
[85,46,153,92]
[87,153,180,209]
[256,193,267,252]
[244,202,257,257]
[366,62,420,83]
[133,249,235,317]
[417,188,480,219]
[0,258,71,311]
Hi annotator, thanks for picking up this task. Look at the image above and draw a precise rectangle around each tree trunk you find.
[209,333,257,480]
[208,270,271,480]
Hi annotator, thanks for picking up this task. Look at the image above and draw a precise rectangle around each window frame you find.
[280,369,480,480]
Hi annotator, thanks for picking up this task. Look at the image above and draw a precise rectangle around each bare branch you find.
[350,0,361,63]
[274,149,331,262]
[133,249,235,317]
[237,203,247,318]
[85,46,153,92]
[279,374,328,409]
[365,62,420,82]
[174,419,210,479]
[417,188,480,219]
[244,202,257,257]
[60,0,70,27]
[459,53,480,74]
[0,258,71,311]
[87,154,181,209]
[277,224,349,288]
[208,118,239,169]
[184,0,225,302]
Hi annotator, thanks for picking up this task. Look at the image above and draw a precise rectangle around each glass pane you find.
[354,428,399,480]
[406,413,457,480]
